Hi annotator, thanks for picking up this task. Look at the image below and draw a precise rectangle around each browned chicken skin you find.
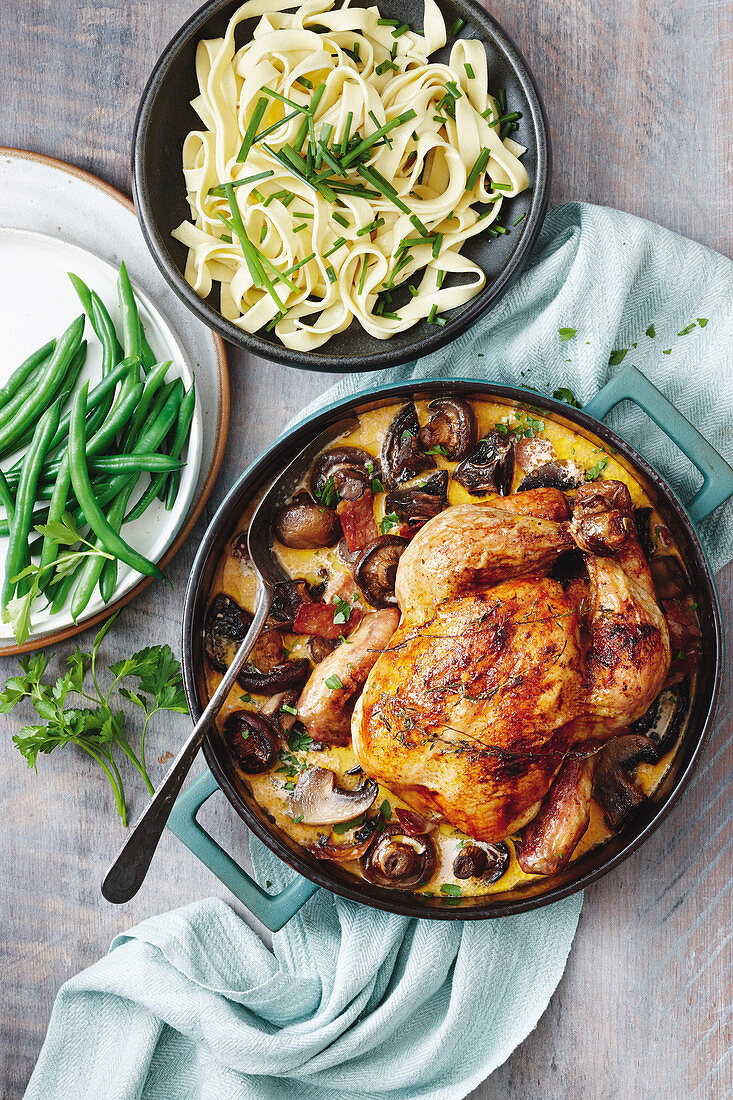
[352,480,672,861]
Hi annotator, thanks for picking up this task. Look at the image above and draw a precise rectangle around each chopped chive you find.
[382,310,401,319]
[294,223,308,233]
[384,250,411,287]
[493,224,508,234]
[293,211,314,219]
[282,252,315,276]
[340,111,354,156]
[262,86,308,112]
[296,75,313,90]
[409,213,430,237]
[466,147,490,189]
[222,185,285,310]
[208,169,275,196]
[332,211,350,228]
[219,233,232,243]
[444,80,462,100]
[314,122,333,170]
[481,107,494,120]
[331,182,380,200]
[255,108,301,142]
[357,217,385,236]
[358,256,369,294]
[281,192,295,207]
[498,89,507,113]
[236,97,269,163]
[342,109,416,167]
[391,40,398,59]
[491,181,512,191]
[375,59,399,75]
[375,297,385,315]
[408,284,418,296]
[431,233,443,258]
[356,164,410,213]
[263,142,308,183]
[259,223,267,243]
[392,22,410,36]
[324,236,347,256]
[449,15,465,34]
[464,62,475,79]
[427,304,438,323]
[433,114,447,125]
[318,142,344,175]
[326,266,337,283]
[377,17,400,26]
[352,42,360,63]
[512,212,526,226]
[436,269,445,287]
[369,109,392,149]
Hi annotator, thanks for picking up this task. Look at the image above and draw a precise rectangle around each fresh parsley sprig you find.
[0,612,188,823]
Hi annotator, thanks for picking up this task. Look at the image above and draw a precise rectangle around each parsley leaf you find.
[379,512,400,534]
[697,317,708,327]
[552,387,581,408]
[558,327,577,341]
[325,674,343,690]
[608,349,627,366]
[646,323,656,338]
[585,456,608,481]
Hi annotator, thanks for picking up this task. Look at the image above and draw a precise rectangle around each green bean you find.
[164,385,196,510]
[126,384,195,522]
[69,273,123,368]
[46,358,135,456]
[139,321,157,373]
[0,359,54,431]
[68,386,164,600]
[70,384,184,615]
[40,381,144,481]
[50,339,87,413]
[0,504,48,539]
[0,340,55,412]
[0,315,84,458]
[38,455,72,578]
[122,360,170,449]
[117,262,141,362]
[2,403,60,610]
[87,454,183,475]
[0,470,15,522]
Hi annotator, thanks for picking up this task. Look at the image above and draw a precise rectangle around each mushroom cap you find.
[452,841,510,882]
[418,397,477,460]
[592,734,658,832]
[274,491,340,550]
[385,470,449,528]
[223,711,279,774]
[453,429,514,495]
[353,535,408,608]
[518,461,580,493]
[381,403,436,489]
[290,767,378,825]
[360,823,437,888]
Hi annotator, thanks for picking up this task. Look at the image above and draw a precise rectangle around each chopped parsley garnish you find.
[333,812,366,835]
[332,595,353,624]
[698,317,708,327]
[678,323,696,336]
[325,674,344,690]
[280,704,298,716]
[586,456,609,481]
[440,883,462,896]
[558,327,577,341]
[553,387,581,408]
[608,349,628,366]
[379,512,400,534]
[315,475,338,507]
[379,798,392,819]
[646,323,656,338]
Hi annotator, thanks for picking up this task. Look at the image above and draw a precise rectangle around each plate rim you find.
[0,146,230,657]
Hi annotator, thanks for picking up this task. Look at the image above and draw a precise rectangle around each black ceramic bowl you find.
[133,0,550,372]
[181,379,723,919]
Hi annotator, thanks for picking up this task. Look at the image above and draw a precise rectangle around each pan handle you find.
[583,365,733,524]
[167,768,319,931]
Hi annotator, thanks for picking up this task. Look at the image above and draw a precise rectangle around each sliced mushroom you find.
[223,711,279,774]
[417,397,477,460]
[310,446,380,500]
[385,470,449,528]
[260,689,299,733]
[308,635,337,663]
[360,823,437,888]
[274,491,340,549]
[268,579,311,630]
[307,816,381,862]
[631,679,690,757]
[650,555,690,599]
[518,461,580,492]
[452,430,514,495]
[592,734,659,832]
[381,403,436,489]
[205,593,310,693]
[453,841,510,882]
[353,535,408,608]
[290,766,378,825]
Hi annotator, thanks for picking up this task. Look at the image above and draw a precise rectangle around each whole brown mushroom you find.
[360,824,436,888]
[385,470,449,528]
[381,403,436,489]
[274,491,340,549]
[452,841,510,883]
[223,711,279,774]
[453,430,514,495]
[310,446,380,501]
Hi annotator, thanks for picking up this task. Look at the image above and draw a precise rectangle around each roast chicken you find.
[337,479,672,869]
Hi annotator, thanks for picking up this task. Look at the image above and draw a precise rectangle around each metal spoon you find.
[101,416,358,904]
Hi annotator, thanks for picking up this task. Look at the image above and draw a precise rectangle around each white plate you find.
[0,149,229,652]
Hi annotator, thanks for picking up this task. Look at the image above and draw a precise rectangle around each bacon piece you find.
[337,489,379,553]
[662,599,701,651]
[293,602,362,640]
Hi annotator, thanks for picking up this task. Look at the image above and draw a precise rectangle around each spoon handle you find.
[101,578,274,903]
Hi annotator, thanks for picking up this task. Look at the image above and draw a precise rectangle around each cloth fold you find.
[26,202,733,1100]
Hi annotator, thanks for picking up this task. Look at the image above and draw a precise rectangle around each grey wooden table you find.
[1,1,731,1097]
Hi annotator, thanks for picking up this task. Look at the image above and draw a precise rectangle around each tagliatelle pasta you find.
[173,0,530,351]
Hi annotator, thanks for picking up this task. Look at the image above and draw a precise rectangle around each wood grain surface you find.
[1,0,731,1097]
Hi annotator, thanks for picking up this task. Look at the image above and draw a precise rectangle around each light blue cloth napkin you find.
[26,202,733,1100]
